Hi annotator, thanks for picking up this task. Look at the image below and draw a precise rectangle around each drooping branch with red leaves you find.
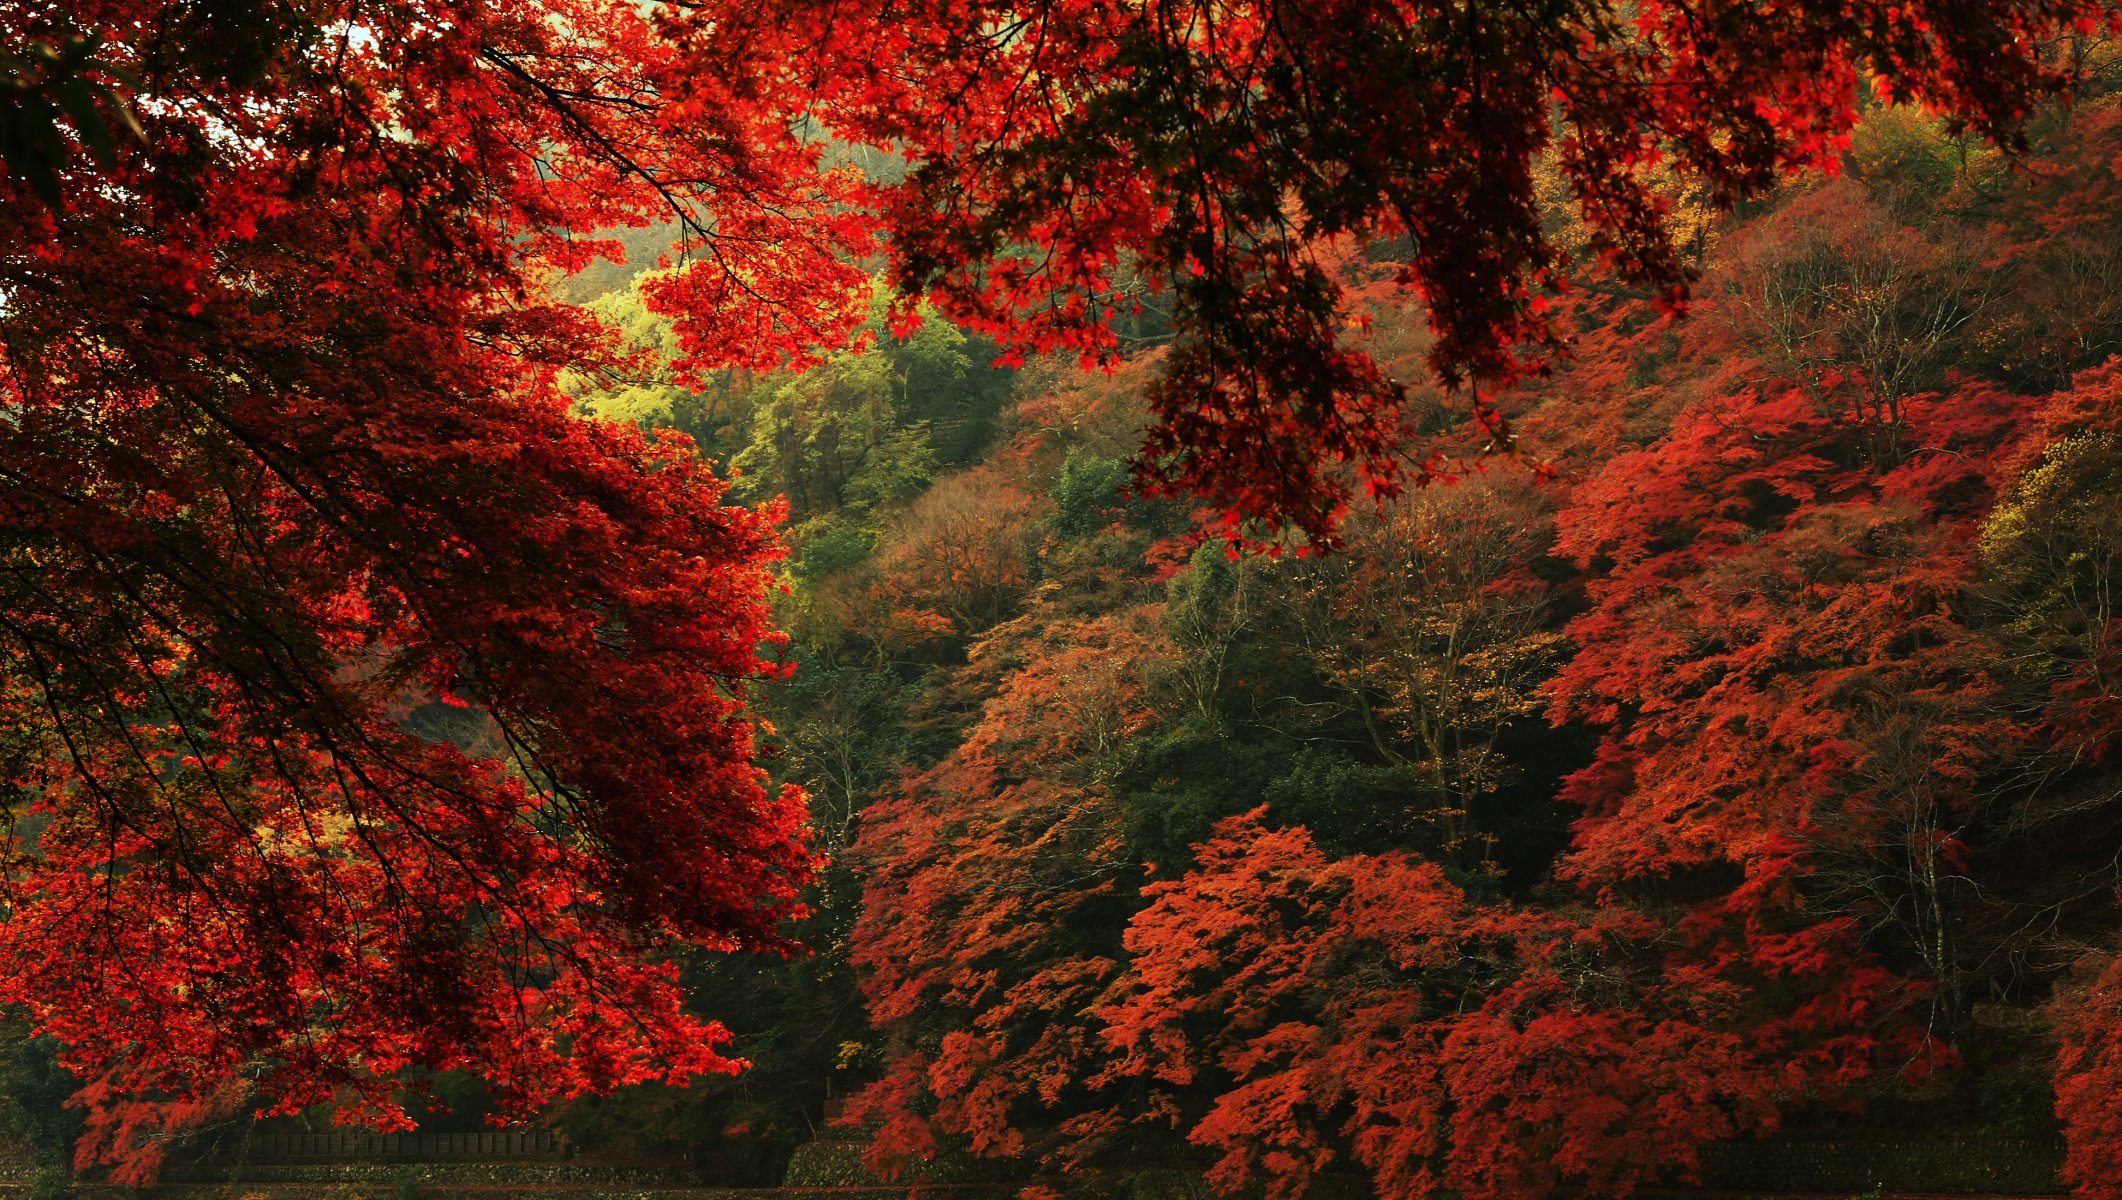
[674,0,2116,542]
[13,0,2122,1189]
[0,0,869,1178]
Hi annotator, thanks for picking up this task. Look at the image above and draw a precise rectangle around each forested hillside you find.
[13,0,2122,1196]
[546,74,2122,1200]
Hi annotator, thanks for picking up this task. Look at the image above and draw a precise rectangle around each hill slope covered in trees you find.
[552,73,2122,1200]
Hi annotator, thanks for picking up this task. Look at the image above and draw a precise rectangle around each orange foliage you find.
[873,468,1054,638]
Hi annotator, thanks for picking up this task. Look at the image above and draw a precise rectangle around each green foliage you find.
[842,425,939,512]
[1849,105,1966,204]
[1155,546,1277,724]
[545,286,1020,1177]
[790,521,878,585]
[0,1025,83,1167]
[1981,428,2122,677]
[764,659,920,855]
[887,311,1015,465]
[1260,748,1436,858]
[1118,723,1290,867]
[567,272,1010,507]
[1051,451,1130,537]
[562,262,783,458]
[730,355,897,519]
[569,282,692,431]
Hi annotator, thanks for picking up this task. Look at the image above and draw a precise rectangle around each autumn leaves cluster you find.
[811,104,2122,1200]
[12,0,2122,1191]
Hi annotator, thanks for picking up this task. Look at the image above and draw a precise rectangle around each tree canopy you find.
[7,0,2122,1189]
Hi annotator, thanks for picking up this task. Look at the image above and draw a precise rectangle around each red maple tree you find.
[676,0,2114,541]
[16,0,2122,1183]
[2,0,867,1177]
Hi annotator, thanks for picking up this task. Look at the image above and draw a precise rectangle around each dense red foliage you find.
[841,125,2122,1198]
[676,0,2114,540]
[1104,811,1890,1200]
[2021,364,2122,1199]
[845,609,1161,1170]
[2,0,859,1178]
[19,0,2122,1190]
